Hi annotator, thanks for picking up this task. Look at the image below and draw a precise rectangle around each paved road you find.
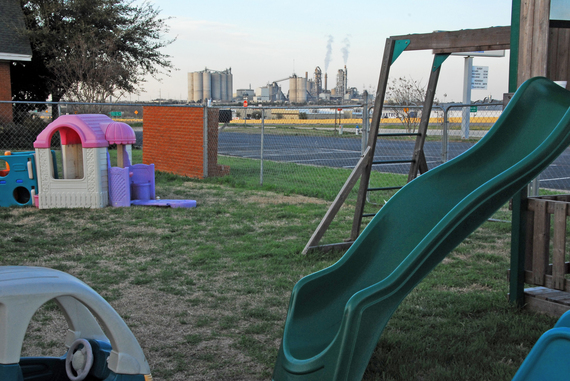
[136,130,570,191]
[216,131,570,191]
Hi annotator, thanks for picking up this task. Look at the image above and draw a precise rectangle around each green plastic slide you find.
[272,77,570,381]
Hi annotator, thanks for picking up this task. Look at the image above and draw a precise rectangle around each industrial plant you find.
[188,68,233,103]
[187,65,361,105]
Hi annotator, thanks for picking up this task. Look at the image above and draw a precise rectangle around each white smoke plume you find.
[324,35,333,72]
[341,35,351,64]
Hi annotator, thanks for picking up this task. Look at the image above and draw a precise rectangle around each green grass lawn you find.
[0,149,561,380]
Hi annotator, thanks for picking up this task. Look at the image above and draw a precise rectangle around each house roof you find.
[0,0,32,61]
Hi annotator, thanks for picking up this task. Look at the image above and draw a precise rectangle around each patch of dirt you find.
[113,286,268,380]
[182,182,329,206]
[433,283,493,294]
[244,194,328,205]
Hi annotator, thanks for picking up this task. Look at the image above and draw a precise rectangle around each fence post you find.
[260,108,264,186]
[461,57,473,139]
[442,105,450,162]
[361,91,368,154]
[203,105,209,178]
[529,178,540,196]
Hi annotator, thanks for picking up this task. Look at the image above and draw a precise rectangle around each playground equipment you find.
[302,26,512,254]
[0,266,152,381]
[34,114,116,208]
[512,310,570,380]
[27,114,196,209]
[272,77,570,380]
[0,151,39,207]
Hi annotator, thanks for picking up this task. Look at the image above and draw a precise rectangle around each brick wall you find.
[0,61,13,123]
[142,106,229,179]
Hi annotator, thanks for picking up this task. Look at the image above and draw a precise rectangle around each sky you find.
[132,0,514,103]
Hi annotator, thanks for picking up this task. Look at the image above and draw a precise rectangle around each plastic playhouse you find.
[27,114,196,209]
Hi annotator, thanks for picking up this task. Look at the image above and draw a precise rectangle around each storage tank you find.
[188,73,194,102]
[227,71,233,101]
[211,72,221,100]
[297,77,307,103]
[203,71,212,101]
[220,72,228,101]
[192,72,203,102]
[289,76,298,103]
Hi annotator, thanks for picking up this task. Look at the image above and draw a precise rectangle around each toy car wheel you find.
[65,338,94,381]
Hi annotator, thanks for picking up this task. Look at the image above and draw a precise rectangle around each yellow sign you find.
[135,110,139,115]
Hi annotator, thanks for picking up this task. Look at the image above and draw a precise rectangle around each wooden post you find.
[509,190,528,306]
[408,54,447,181]
[509,0,552,307]
[532,200,550,285]
[517,0,551,84]
[350,38,396,240]
[302,147,371,254]
[552,202,567,290]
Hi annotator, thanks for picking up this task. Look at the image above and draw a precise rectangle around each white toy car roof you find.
[0,266,149,375]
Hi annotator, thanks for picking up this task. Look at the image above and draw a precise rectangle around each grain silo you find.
[192,72,203,102]
[203,70,212,100]
[297,77,307,103]
[226,70,233,101]
[289,76,298,102]
[220,72,228,101]
[187,68,233,102]
[211,72,221,100]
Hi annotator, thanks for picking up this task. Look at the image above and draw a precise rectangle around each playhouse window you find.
[52,129,84,180]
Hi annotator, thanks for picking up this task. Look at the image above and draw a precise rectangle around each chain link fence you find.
[0,101,144,151]
[217,105,370,200]
[1,100,569,209]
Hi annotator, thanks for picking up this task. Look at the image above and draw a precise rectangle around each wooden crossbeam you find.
[391,26,511,53]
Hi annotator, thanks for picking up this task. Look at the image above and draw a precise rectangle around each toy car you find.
[0,266,153,381]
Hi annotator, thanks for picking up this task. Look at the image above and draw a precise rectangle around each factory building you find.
[188,68,233,103]
[255,83,287,102]
[334,66,348,98]
[289,75,307,103]
[235,88,255,101]
[186,64,358,104]
[289,72,320,103]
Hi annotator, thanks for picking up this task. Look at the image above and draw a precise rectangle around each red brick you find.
[142,106,229,179]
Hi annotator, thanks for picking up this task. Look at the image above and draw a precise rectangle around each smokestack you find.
[344,65,348,94]
[325,74,328,91]
[305,71,308,80]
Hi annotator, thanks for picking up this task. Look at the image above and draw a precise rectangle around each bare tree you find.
[51,37,126,112]
[386,77,426,133]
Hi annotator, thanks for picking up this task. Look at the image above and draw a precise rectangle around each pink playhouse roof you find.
[34,114,112,148]
[34,114,135,148]
[103,122,136,145]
